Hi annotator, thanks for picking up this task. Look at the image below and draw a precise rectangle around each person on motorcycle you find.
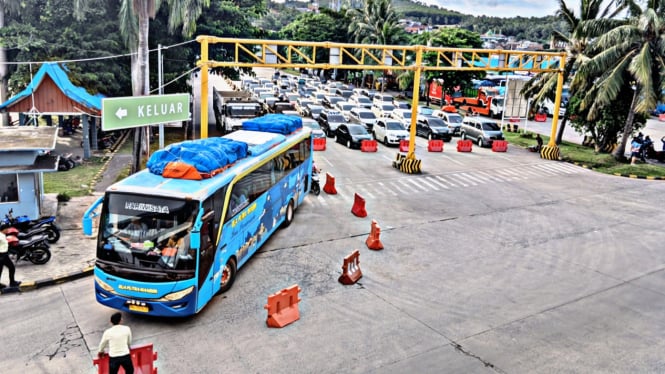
[312,161,321,175]
[0,228,21,288]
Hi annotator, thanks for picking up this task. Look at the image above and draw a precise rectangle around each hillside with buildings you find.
[261,0,566,50]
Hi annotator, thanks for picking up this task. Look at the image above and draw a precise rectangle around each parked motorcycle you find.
[1,209,60,243]
[5,229,52,265]
[311,170,321,195]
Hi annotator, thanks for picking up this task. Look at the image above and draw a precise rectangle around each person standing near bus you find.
[98,312,134,374]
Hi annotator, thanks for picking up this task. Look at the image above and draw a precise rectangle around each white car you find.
[302,118,326,138]
[349,95,372,109]
[390,109,413,129]
[334,101,355,121]
[371,102,395,118]
[348,107,377,131]
[432,110,463,136]
[373,119,409,145]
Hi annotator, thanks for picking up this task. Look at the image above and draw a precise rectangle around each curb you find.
[2,266,95,294]
[568,161,665,180]
[88,130,131,195]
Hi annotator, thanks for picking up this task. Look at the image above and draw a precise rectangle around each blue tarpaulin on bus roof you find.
[147,137,248,176]
[242,114,302,134]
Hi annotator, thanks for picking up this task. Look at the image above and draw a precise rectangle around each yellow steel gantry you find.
[196,37,567,170]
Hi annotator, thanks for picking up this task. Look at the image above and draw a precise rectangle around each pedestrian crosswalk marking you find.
[308,162,588,206]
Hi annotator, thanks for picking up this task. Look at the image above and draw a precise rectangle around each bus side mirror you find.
[82,196,104,236]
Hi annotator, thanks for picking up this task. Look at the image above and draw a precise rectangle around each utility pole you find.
[158,44,165,149]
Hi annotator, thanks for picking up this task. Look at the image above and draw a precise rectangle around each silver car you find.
[460,117,504,147]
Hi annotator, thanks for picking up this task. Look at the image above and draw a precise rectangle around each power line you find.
[0,39,198,66]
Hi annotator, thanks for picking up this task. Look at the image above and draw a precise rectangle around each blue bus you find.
[83,115,312,317]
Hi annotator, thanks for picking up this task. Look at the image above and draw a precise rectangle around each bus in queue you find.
[82,115,312,317]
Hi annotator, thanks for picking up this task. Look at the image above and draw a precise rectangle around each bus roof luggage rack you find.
[242,113,302,135]
[147,137,249,180]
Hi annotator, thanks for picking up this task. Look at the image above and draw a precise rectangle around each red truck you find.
[453,89,504,118]
[427,80,453,105]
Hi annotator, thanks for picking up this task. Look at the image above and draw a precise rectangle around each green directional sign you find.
[102,93,190,131]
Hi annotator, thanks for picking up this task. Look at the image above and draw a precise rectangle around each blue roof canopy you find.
[0,63,102,113]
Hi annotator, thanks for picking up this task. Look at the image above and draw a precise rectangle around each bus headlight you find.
[158,286,194,302]
[95,276,116,294]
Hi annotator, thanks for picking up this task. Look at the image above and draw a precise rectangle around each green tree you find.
[410,28,484,104]
[522,0,628,145]
[346,0,408,45]
[0,0,22,126]
[574,0,665,160]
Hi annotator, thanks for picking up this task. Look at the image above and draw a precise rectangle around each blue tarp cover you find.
[242,114,302,134]
[147,137,248,175]
[0,63,102,112]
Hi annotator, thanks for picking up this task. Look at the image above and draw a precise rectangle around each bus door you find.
[196,206,216,305]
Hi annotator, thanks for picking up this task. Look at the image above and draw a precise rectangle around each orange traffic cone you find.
[366,219,384,250]
[323,172,337,194]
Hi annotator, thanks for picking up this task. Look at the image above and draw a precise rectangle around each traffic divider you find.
[366,219,384,250]
[313,137,326,151]
[323,172,337,194]
[93,343,158,374]
[659,113,665,122]
[427,139,444,152]
[361,139,378,152]
[492,140,508,152]
[534,113,547,122]
[399,139,409,153]
[457,139,473,152]
[338,249,363,285]
[264,284,302,328]
[351,193,367,217]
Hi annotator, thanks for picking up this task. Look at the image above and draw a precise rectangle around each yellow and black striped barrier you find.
[392,153,421,174]
[540,145,560,160]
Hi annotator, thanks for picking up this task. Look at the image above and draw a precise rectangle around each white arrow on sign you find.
[115,107,128,120]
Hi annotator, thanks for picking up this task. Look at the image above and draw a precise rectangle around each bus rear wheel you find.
[220,257,237,293]
[282,200,294,228]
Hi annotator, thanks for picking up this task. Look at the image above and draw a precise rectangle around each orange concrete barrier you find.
[427,139,444,152]
[323,172,337,194]
[492,140,508,152]
[313,137,326,151]
[338,249,363,285]
[366,219,384,250]
[399,139,409,153]
[351,193,367,217]
[534,113,547,122]
[264,284,302,328]
[361,139,378,152]
[93,343,158,374]
[456,139,473,152]
[660,113,665,122]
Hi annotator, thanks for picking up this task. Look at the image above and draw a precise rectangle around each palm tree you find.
[522,0,629,144]
[117,0,210,173]
[346,0,407,45]
[574,0,665,160]
[0,0,21,127]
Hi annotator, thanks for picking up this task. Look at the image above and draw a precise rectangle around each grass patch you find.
[43,156,106,197]
[503,130,665,178]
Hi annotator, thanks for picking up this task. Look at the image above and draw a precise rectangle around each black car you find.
[416,116,452,141]
[335,123,373,149]
[317,110,347,137]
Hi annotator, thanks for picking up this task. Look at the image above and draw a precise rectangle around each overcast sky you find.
[421,0,582,18]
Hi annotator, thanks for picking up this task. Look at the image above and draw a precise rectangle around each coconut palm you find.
[522,0,629,144]
[116,0,210,172]
[346,0,407,46]
[574,0,665,160]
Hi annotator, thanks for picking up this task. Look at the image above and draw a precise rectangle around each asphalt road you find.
[2,71,665,373]
[2,127,665,373]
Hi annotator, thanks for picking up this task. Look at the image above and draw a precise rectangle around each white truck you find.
[213,88,264,134]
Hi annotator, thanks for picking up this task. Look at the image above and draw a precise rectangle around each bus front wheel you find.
[220,257,237,293]
[282,200,294,228]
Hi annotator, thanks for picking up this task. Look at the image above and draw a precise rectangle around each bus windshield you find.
[96,193,201,281]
